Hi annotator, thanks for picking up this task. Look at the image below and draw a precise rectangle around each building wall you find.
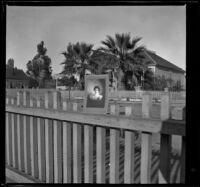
[6,79,29,88]
[155,67,186,89]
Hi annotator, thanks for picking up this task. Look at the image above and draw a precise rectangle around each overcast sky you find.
[6,6,186,74]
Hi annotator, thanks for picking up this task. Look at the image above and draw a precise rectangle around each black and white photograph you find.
[5,5,188,184]
[84,74,109,114]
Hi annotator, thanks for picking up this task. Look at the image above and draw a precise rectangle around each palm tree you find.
[100,33,146,90]
[60,42,94,90]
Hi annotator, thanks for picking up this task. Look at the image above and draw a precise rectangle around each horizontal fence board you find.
[6,105,185,136]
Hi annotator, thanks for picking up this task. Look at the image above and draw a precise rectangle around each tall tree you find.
[60,42,94,90]
[100,33,147,90]
[26,41,52,88]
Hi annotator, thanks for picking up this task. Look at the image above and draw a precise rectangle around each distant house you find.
[6,61,29,88]
[143,50,186,90]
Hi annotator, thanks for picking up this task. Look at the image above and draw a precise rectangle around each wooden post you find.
[142,94,152,118]
[30,98,39,178]
[11,98,14,105]
[17,91,24,171]
[141,132,152,183]
[124,106,135,183]
[17,91,23,106]
[8,112,13,166]
[159,93,171,183]
[37,99,46,182]
[44,91,54,183]
[180,136,185,183]
[6,112,11,166]
[23,91,31,175]
[109,104,120,183]
[96,127,106,183]
[11,113,18,169]
[140,94,152,183]
[62,102,72,183]
[62,101,67,111]
[6,96,9,105]
[53,91,62,183]
[72,102,82,183]
[23,91,30,107]
[84,125,93,183]
[160,93,170,120]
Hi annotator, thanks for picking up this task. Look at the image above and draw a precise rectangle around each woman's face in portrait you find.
[94,87,100,95]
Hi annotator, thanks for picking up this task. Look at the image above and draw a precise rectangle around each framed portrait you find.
[83,74,109,114]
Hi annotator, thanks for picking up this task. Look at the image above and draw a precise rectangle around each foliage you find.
[26,41,52,88]
[152,75,184,91]
[59,76,78,88]
[89,49,120,74]
[28,77,39,88]
[60,42,94,90]
[100,33,151,90]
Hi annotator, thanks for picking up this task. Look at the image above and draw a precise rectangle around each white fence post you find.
[53,91,62,183]
[141,93,152,183]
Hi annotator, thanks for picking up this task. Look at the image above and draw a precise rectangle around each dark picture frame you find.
[83,74,109,114]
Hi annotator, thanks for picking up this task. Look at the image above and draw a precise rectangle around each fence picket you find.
[11,113,18,169]
[53,91,62,183]
[109,104,120,183]
[63,122,72,183]
[62,101,72,183]
[30,98,39,178]
[6,113,10,165]
[17,114,21,171]
[96,127,106,183]
[17,92,24,171]
[180,136,185,183]
[73,123,82,183]
[140,94,152,183]
[44,92,54,183]
[72,102,82,183]
[110,129,120,183]
[84,125,93,183]
[140,132,152,183]
[124,106,135,183]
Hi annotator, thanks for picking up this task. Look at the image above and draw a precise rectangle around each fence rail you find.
[6,89,186,101]
[6,90,185,184]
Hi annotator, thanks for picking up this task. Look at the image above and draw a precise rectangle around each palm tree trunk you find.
[117,68,124,90]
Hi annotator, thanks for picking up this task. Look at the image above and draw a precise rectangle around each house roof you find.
[6,65,29,80]
[143,50,185,73]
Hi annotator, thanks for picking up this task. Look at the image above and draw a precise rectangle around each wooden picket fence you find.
[5,90,185,183]
[6,89,186,101]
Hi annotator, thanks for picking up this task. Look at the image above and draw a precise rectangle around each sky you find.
[6,6,186,74]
